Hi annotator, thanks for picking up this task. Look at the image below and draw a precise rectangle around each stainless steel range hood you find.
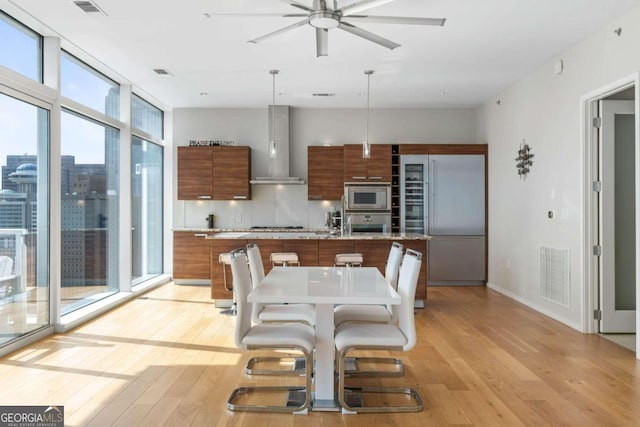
[250,105,305,185]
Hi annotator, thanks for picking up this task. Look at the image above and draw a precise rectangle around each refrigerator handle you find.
[429,158,436,232]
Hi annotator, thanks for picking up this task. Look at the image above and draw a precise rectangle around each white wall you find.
[173,107,477,229]
[477,4,640,330]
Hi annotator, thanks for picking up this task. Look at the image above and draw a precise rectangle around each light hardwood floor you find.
[0,283,639,426]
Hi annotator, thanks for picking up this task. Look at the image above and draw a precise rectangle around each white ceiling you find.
[6,0,640,109]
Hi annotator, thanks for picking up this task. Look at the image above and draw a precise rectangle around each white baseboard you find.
[486,282,584,332]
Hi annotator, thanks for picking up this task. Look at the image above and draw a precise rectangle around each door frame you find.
[581,72,640,357]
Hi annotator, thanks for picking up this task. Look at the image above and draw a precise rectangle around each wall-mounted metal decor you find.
[516,140,534,179]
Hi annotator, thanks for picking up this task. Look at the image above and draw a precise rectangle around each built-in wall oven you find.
[348,212,392,234]
[344,183,391,211]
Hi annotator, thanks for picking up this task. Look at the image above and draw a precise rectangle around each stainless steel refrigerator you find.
[400,154,486,284]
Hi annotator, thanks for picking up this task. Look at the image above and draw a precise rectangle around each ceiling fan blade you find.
[346,15,446,26]
[248,18,311,44]
[316,28,328,57]
[206,13,309,18]
[338,0,394,16]
[337,22,400,50]
[282,0,315,12]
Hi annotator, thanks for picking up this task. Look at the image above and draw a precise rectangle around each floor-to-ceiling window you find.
[1,9,168,352]
[0,11,50,347]
[59,54,121,314]
[131,95,163,285]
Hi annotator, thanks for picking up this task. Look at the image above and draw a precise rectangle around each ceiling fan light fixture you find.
[309,11,339,29]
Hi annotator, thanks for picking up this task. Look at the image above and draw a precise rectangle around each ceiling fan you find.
[207,0,446,57]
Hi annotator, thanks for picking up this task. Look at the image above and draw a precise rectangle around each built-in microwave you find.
[344,183,391,211]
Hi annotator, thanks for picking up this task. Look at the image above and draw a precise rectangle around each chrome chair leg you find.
[337,346,422,413]
[227,345,313,413]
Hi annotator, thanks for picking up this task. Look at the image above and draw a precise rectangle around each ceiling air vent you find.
[153,68,172,76]
[73,1,106,15]
[313,93,336,97]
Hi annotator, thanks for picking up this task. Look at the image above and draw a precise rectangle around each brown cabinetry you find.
[307,146,344,200]
[212,146,251,200]
[283,240,319,266]
[210,239,247,300]
[343,144,392,182]
[247,239,283,276]
[177,146,213,200]
[318,240,355,266]
[399,144,488,156]
[177,146,251,200]
[173,232,211,280]
[208,236,428,303]
[399,239,428,301]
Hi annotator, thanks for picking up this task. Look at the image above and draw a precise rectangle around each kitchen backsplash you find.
[174,185,340,229]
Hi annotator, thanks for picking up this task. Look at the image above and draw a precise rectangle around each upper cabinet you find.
[212,146,251,200]
[307,146,344,200]
[399,144,487,156]
[177,146,213,200]
[177,146,251,200]
[343,144,392,182]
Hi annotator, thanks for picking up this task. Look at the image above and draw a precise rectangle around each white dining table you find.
[248,266,401,411]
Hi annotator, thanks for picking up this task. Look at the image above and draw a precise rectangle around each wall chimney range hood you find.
[250,105,305,185]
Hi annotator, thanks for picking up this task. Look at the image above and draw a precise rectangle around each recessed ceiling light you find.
[200,92,208,96]
[440,91,446,96]
[358,92,366,96]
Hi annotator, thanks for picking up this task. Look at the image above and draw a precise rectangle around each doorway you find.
[583,76,638,356]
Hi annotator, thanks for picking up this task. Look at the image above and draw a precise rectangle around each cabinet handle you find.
[309,195,322,200]
[194,233,208,237]
[368,176,383,180]
[352,176,366,180]
[233,195,247,200]
[197,195,212,199]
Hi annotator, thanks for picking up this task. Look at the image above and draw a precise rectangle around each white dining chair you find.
[245,242,316,375]
[334,248,423,413]
[226,249,315,414]
[333,242,404,377]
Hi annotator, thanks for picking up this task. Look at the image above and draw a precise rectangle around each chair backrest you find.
[246,243,265,324]
[229,249,252,350]
[0,256,13,277]
[384,242,403,290]
[396,249,422,351]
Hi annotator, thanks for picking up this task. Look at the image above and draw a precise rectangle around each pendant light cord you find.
[366,71,371,143]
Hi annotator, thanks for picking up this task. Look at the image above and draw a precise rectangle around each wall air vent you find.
[73,1,107,15]
[153,68,172,76]
[540,247,570,307]
[313,93,336,97]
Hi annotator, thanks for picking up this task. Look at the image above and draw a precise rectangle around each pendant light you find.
[363,70,374,159]
[269,69,278,158]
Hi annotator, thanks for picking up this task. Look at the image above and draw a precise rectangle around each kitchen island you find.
[171,230,430,307]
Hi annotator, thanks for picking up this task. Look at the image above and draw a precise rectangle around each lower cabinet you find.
[208,238,428,303]
[283,240,319,266]
[399,240,428,301]
[247,239,283,276]
[173,232,211,280]
[210,239,247,300]
[318,240,354,266]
